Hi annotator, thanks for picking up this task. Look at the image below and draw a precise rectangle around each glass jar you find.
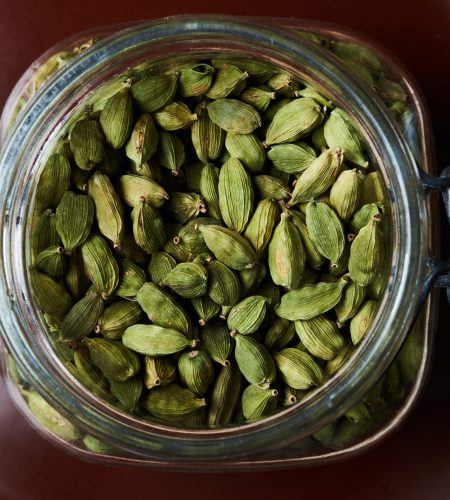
[0,15,449,470]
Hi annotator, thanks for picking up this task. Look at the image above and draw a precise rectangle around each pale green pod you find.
[154,101,198,131]
[115,231,147,265]
[99,89,134,149]
[360,172,385,205]
[125,113,159,167]
[206,64,248,99]
[268,165,290,184]
[349,203,382,234]
[130,73,178,112]
[264,318,296,351]
[323,108,368,167]
[95,301,143,339]
[199,163,221,220]
[60,290,104,342]
[329,240,351,277]
[131,201,166,253]
[282,385,309,407]
[329,169,364,222]
[87,171,125,249]
[267,142,316,174]
[199,225,257,270]
[268,213,306,289]
[345,402,371,424]
[297,85,334,107]
[398,323,422,384]
[224,133,266,173]
[83,337,140,382]
[207,260,241,307]
[335,280,367,324]
[191,295,221,326]
[200,321,233,366]
[109,376,143,412]
[122,324,193,356]
[233,334,276,386]
[288,209,325,269]
[35,153,71,212]
[275,278,348,320]
[29,268,73,321]
[178,350,215,396]
[65,247,89,300]
[348,216,383,286]
[325,340,355,376]
[368,266,386,300]
[167,192,206,223]
[332,417,372,449]
[227,296,268,334]
[143,384,206,422]
[267,72,300,97]
[191,102,225,164]
[70,119,104,171]
[157,130,186,174]
[350,299,378,345]
[264,97,324,146]
[211,58,275,81]
[208,361,242,427]
[173,62,213,96]
[344,59,376,85]
[242,385,278,421]
[239,263,266,296]
[144,356,177,389]
[306,201,345,263]
[376,77,408,104]
[288,148,344,205]
[274,348,324,389]
[115,258,146,300]
[118,175,168,209]
[311,124,328,151]
[295,316,345,360]
[262,97,291,123]
[253,175,291,201]
[218,158,254,233]
[55,191,94,253]
[131,159,163,181]
[136,282,193,338]
[176,217,222,254]
[81,234,119,298]
[31,209,60,260]
[160,262,208,298]
[239,85,276,112]
[35,245,66,279]
[207,98,262,134]
[147,252,177,285]
[82,435,117,455]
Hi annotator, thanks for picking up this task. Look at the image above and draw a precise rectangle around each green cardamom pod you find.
[287,209,325,269]
[200,321,233,366]
[82,434,117,455]
[228,295,268,334]
[330,169,364,222]
[233,333,276,386]
[376,77,408,104]
[264,318,295,351]
[160,262,208,298]
[212,58,275,81]
[176,217,221,254]
[99,89,134,149]
[297,85,334,107]
[131,201,166,253]
[398,324,422,384]
[191,295,221,326]
[118,174,168,209]
[275,278,348,320]
[239,85,276,112]
[177,63,214,97]
[157,130,186,175]
[207,260,241,306]
[253,175,292,201]
[130,73,178,112]
[274,348,324,389]
[257,282,281,308]
[242,385,278,421]
[206,64,248,99]
[109,376,143,412]
[360,172,385,205]
[144,356,177,389]
[183,162,204,193]
[267,72,301,97]
[154,101,198,131]
[224,133,266,173]
[329,239,351,277]
[115,258,146,300]
[295,316,345,360]
[239,262,266,296]
[125,113,159,167]
[69,118,104,170]
[345,402,371,424]
[349,203,383,234]
[167,192,206,224]
[115,231,147,264]
[35,245,66,279]
[65,247,89,300]
[335,280,366,325]
[207,98,262,134]
[199,163,221,220]
[35,153,71,213]
[60,290,104,342]
[325,340,355,376]
[350,299,378,345]
[267,142,317,174]
[31,209,60,260]
[131,158,163,181]
[191,102,225,164]
[311,124,328,151]
[147,251,177,285]
[95,301,143,340]
[178,350,214,396]
[282,385,309,407]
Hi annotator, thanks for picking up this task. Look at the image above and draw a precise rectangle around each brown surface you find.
[1,1,450,499]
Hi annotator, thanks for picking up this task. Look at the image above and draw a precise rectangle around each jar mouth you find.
[0,15,428,459]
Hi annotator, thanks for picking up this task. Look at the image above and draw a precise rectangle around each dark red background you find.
[1,1,450,499]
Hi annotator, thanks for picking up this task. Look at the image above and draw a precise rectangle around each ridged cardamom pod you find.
[167,192,206,224]
[325,340,355,376]
[35,245,66,279]
[306,201,345,263]
[227,295,268,334]
[348,215,383,286]
[242,385,278,421]
[376,77,408,104]
[264,318,296,352]
[312,124,328,151]
[154,101,198,131]
[398,324,422,384]
[345,402,371,424]
[267,142,316,174]
[199,163,221,220]
[131,158,163,181]
[207,260,240,306]
[130,73,178,112]
[206,64,248,99]
[323,108,368,167]
[257,282,281,308]
[99,89,134,149]
[177,62,214,97]
[199,225,257,270]
[233,334,276,386]
[274,348,324,389]
[289,147,344,205]
[157,130,186,174]
[200,321,233,366]
[70,118,104,170]
[218,158,254,233]
[207,98,262,134]
[350,299,378,345]
[147,251,177,285]
[65,247,89,300]
[264,97,324,146]
[239,262,266,296]
[360,171,385,205]
[268,213,306,289]
[335,280,366,324]
[118,174,168,209]
[349,203,383,234]
[160,262,208,298]
[81,234,119,298]
[131,201,166,253]
[329,239,351,277]
[191,295,220,326]
[282,385,309,407]
[275,278,348,320]
[267,72,300,97]
[115,231,147,264]
[297,85,334,107]
[136,282,193,338]
[224,133,266,173]
[123,324,194,355]
[329,169,364,222]
[109,376,143,412]
[253,175,291,201]
[176,217,221,254]
[35,153,71,212]
[239,85,276,112]
[288,209,325,269]
[212,58,275,81]
[191,102,225,164]
[83,337,140,382]
[178,350,215,396]
[115,258,146,300]
[95,301,143,339]
[55,191,94,253]
[87,171,125,249]
[31,209,60,260]
[144,356,177,389]
[29,267,73,321]
[125,113,159,167]
[143,384,206,422]
[295,316,345,360]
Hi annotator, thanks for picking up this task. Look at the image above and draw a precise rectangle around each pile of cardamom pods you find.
[29,57,387,428]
